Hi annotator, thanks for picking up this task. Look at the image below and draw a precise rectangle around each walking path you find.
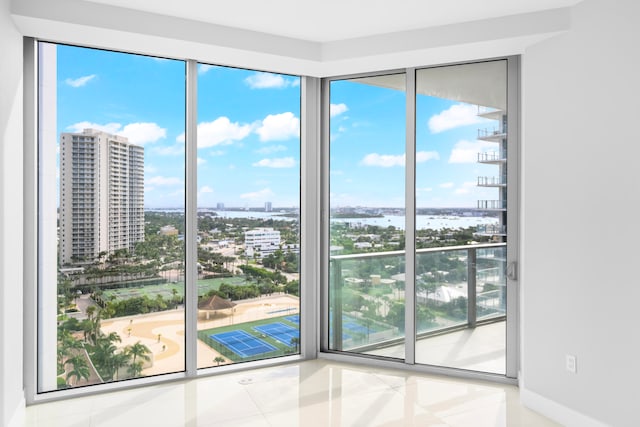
[99,294,300,375]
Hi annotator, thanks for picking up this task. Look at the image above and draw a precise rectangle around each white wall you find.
[521,0,640,425]
[0,0,25,425]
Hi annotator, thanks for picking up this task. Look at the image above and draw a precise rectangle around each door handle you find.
[506,262,517,281]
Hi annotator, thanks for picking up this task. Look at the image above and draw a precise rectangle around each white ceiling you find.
[84,0,582,43]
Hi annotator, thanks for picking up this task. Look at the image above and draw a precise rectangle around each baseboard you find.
[7,395,26,427]
[520,387,609,427]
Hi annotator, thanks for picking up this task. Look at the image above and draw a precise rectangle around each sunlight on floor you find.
[25,358,558,427]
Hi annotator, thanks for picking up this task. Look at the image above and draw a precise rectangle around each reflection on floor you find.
[25,358,559,427]
[365,321,506,374]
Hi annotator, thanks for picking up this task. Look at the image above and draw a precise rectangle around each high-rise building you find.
[476,107,507,241]
[59,129,145,265]
[265,201,272,212]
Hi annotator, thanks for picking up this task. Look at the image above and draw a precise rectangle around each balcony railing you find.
[477,199,506,210]
[328,243,507,352]
[477,127,506,140]
[477,151,506,163]
[475,224,506,235]
[477,176,506,187]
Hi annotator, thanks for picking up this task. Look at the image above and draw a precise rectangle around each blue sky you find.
[55,44,502,210]
[330,78,501,208]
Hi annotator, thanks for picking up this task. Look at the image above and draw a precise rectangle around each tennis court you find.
[342,322,378,334]
[284,315,300,324]
[210,330,277,358]
[254,323,299,347]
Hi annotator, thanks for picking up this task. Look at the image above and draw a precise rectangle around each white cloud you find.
[240,188,274,200]
[198,64,218,74]
[417,187,433,193]
[154,144,184,156]
[361,153,405,167]
[252,157,296,168]
[330,103,349,117]
[65,74,96,88]
[67,121,121,134]
[255,145,287,154]
[66,121,166,145]
[448,140,495,163]
[179,117,253,148]
[244,72,298,89]
[197,157,206,165]
[361,151,439,167]
[199,185,214,194]
[416,151,440,163]
[146,176,183,186]
[255,112,299,142]
[428,103,489,133]
[454,181,477,195]
[120,122,166,145]
[166,189,185,198]
[440,182,455,189]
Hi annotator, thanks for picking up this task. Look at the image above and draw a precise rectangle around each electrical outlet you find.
[566,355,577,373]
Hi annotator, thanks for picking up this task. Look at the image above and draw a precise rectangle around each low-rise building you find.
[245,227,281,258]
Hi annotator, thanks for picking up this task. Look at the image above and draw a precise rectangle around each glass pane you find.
[328,74,406,359]
[196,66,301,368]
[39,43,186,391]
[414,60,507,374]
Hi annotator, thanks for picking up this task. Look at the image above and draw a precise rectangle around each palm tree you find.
[127,361,144,378]
[65,355,90,386]
[109,352,130,381]
[213,356,225,366]
[104,331,122,345]
[80,319,93,343]
[90,339,118,380]
[86,305,96,320]
[126,341,151,366]
[58,330,84,369]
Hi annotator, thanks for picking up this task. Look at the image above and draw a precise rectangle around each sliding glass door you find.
[414,61,509,374]
[326,59,518,377]
[327,73,407,359]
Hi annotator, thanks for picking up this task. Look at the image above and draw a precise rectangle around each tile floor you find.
[368,322,506,374]
[24,359,559,427]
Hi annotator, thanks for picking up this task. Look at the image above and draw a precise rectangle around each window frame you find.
[23,36,519,404]
[318,57,520,382]
[23,38,315,404]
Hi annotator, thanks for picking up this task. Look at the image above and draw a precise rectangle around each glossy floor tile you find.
[367,322,506,375]
[24,360,559,427]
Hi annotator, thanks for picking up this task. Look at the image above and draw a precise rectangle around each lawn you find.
[101,275,255,302]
